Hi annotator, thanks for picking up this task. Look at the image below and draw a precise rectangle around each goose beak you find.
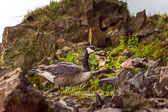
[27,69,40,73]
[95,47,103,51]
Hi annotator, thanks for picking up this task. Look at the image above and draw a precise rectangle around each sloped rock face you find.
[0,0,130,71]
[0,69,72,112]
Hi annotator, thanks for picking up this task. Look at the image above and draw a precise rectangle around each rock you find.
[118,82,139,93]
[159,66,168,83]
[101,16,124,29]
[111,91,156,111]
[162,40,168,47]
[133,10,147,31]
[164,23,168,31]
[0,68,10,77]
[0,68,73,112]
[96,108,122,112]
[117,68,135,83]
[89,27,106,47]
[87,106,95,112]
[99,77,118,87]
[106,28,121,47]
[121,58,148,69]
[121,58,133,68]
[127,73,145,88]
[122,50,133,57]
[83,0,94,25]
[95,93,104,107]
[146,108,168,112]
[136,22,154,38]
[102,96,112,104]
[1,0,131,71]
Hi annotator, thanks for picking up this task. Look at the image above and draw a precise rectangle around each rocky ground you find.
[0,0,168,112]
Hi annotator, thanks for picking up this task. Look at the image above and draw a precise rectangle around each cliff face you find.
[0,0,130,71]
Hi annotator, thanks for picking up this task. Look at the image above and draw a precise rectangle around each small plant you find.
[119,36,126,47]
[49,60,54,65]
[157,14,167,28]
[127,34,139,47]
[89,53,99,70]
[66,50,78,64]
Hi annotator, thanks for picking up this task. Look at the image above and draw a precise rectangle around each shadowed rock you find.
[0,68,73,112]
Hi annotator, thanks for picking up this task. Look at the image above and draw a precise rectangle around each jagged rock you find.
[96,108,122,112]
[137,22,154,38]
[99,77,118,87]
[133,10,147,31]
[160,66,168,82]
[122,50,133,57]
[0,68,73,112]
[117,68,135,83]
[121,57,149,69]
[118,82,139,93]
[121,58,133,68]
[164,23,168,31]
[106,28,120,47]
[111,91,156,111]
[89,27,106,47]
[87,106,95,112]
[127,73,145,88]
[83,0,94,25]
[101,16,124,29]
[95,93,104,107]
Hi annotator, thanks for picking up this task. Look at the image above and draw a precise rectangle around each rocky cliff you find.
[1,0,130,71]
[0,0,168,112]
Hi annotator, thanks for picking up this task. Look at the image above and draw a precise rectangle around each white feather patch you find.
[87,48,94,54]
[38,71,55,83]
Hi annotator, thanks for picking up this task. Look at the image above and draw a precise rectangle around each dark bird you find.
[28,46,105,89]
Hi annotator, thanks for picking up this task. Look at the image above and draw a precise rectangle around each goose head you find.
[86,46,103,54]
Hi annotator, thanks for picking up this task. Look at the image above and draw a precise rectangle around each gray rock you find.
[117,68,135,83]
[96,108,122,112]
[127,73,144,88]
[99,77,118,87]
[0,68,73,112]
[95,93,104,107]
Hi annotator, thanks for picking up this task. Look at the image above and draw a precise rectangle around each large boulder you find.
[133,10,147,32]
[0,68,73,112]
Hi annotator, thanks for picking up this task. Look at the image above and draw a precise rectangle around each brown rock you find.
[164,23,168,31]
[160,66,168,83]
[137,22,154,38]
[106,28,120,47]
[101,16,124,29]
[121,58,147,68]
[83,0,94,25]
[0,68,72,112]
[89,27,106,47]
[133,10,147,31]
[96,108,122,112]
[111,91,156,111]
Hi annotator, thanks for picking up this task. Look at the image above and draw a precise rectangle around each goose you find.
[27,46,106,91]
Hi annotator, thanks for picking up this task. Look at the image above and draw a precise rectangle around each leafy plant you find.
[66,50,78,64]
[119,36,126,47]
[157,14,167,28]
[127,34,139,47]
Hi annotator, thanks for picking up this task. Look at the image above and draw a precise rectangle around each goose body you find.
[28,46,103,87]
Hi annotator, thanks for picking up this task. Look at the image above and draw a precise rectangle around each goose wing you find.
[44,62,83,76]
